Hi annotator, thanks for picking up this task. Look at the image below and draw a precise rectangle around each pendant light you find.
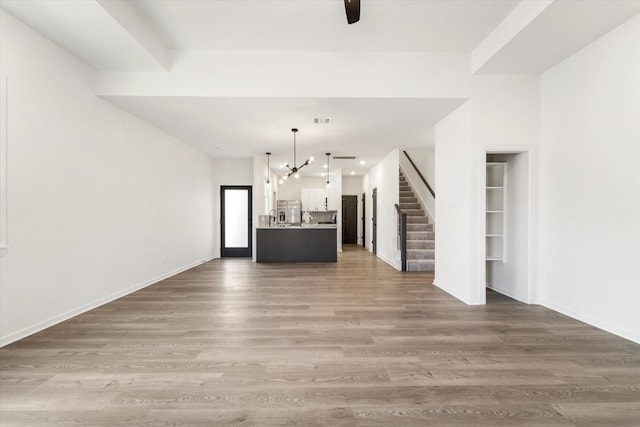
[325,153,331,188]
[265,152,271,184]
[280,128,314,183]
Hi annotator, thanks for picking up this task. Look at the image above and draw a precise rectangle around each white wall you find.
[362,150,400,268]
[342,176,362,196]
[0,11,217,346]
[404,149,436,191]
[539,14,640,343]
[276,176,326,201]
[434,102,474,302]
[327,168,343,252]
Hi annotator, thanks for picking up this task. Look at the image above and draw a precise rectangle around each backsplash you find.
[304,210,337,224]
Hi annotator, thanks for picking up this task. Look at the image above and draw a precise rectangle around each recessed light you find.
[350,171,355,175]
[359,160,366,165]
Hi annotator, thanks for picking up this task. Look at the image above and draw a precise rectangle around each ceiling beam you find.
[471,0,554,74]
[472,0,640,75]
[96,0,168,71]
[96,51,471,98]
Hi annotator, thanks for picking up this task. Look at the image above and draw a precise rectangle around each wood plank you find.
[1,244,638,425]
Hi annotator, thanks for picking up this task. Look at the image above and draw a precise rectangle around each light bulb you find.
[326,182,330,188]
[308,156,315,163]
[283,174,288,181]
[278,179,284,185]
[284,162,289,167]
[294,172,300,179]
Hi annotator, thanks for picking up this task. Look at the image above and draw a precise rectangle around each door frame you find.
[220,185,253,257]
[361,192,366,247]
[341,195,358,244]
[372,188,377,255]
[477,145,537,305]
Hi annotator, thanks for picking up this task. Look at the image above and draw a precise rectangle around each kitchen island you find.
[256,225,337,262]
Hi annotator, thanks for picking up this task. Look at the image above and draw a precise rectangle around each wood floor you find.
[1,245,639,426]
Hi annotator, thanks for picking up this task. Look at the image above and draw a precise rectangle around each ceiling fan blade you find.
[344,0,360,24]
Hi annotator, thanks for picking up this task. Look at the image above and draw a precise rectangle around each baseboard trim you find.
[486,283,527,304]
[432,280,478,305]
[541,298,640,344]
[0,257,214,348]
[378,253,401,271]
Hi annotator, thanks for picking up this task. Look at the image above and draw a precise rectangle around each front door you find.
[342,195,358,244]
[220,186,252,257]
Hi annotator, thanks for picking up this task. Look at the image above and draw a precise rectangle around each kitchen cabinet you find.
[301,188,327,211]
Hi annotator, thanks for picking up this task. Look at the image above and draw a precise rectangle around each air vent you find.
[333,156,356,160]
[313,117,332,124]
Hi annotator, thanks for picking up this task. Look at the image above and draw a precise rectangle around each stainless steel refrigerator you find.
[276,200,301,225]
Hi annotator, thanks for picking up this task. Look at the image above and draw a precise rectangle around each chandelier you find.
[279,128,314,184]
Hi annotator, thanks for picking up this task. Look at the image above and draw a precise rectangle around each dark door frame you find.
[372,188,377,255]
[361,192,366,247]
[220,185,252,257]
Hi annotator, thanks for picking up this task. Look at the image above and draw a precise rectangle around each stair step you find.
[407,223,433,232]
[407,216,429,224]
[407,259,435,272]
[407,240,435,250]
[407,249,435,260]
[399,203,422,210]
[407,231,435,240]
[399,168,435,273]
[400,197,417,203]
[403,209,424,216]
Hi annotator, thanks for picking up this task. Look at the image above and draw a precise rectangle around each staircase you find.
[399,170,435,272]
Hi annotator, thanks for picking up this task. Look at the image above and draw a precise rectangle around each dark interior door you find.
[372,188,377,254]
[361,192,366,247]
[341,195,358,244]
[221,186,252,257]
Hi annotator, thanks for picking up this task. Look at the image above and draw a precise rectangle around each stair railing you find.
[403,151,435,198]
[401,150,436,223]
[395,204,407,272]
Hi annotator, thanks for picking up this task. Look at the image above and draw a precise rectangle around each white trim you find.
[0,73,8,256]
[486,283,520,301]
[377,252,401,271]
[433,280,483,305]
[0,257,214,347]
[542,298,640,345]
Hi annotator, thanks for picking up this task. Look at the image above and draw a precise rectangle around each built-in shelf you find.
[486,162,506,262]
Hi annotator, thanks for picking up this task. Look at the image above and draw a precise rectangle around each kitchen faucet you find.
[268,209,277,227]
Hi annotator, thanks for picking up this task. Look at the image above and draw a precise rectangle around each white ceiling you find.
[3,0,639,177]
[104,96,466,177]
[130,0,519,52]
[475,0,640,74]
